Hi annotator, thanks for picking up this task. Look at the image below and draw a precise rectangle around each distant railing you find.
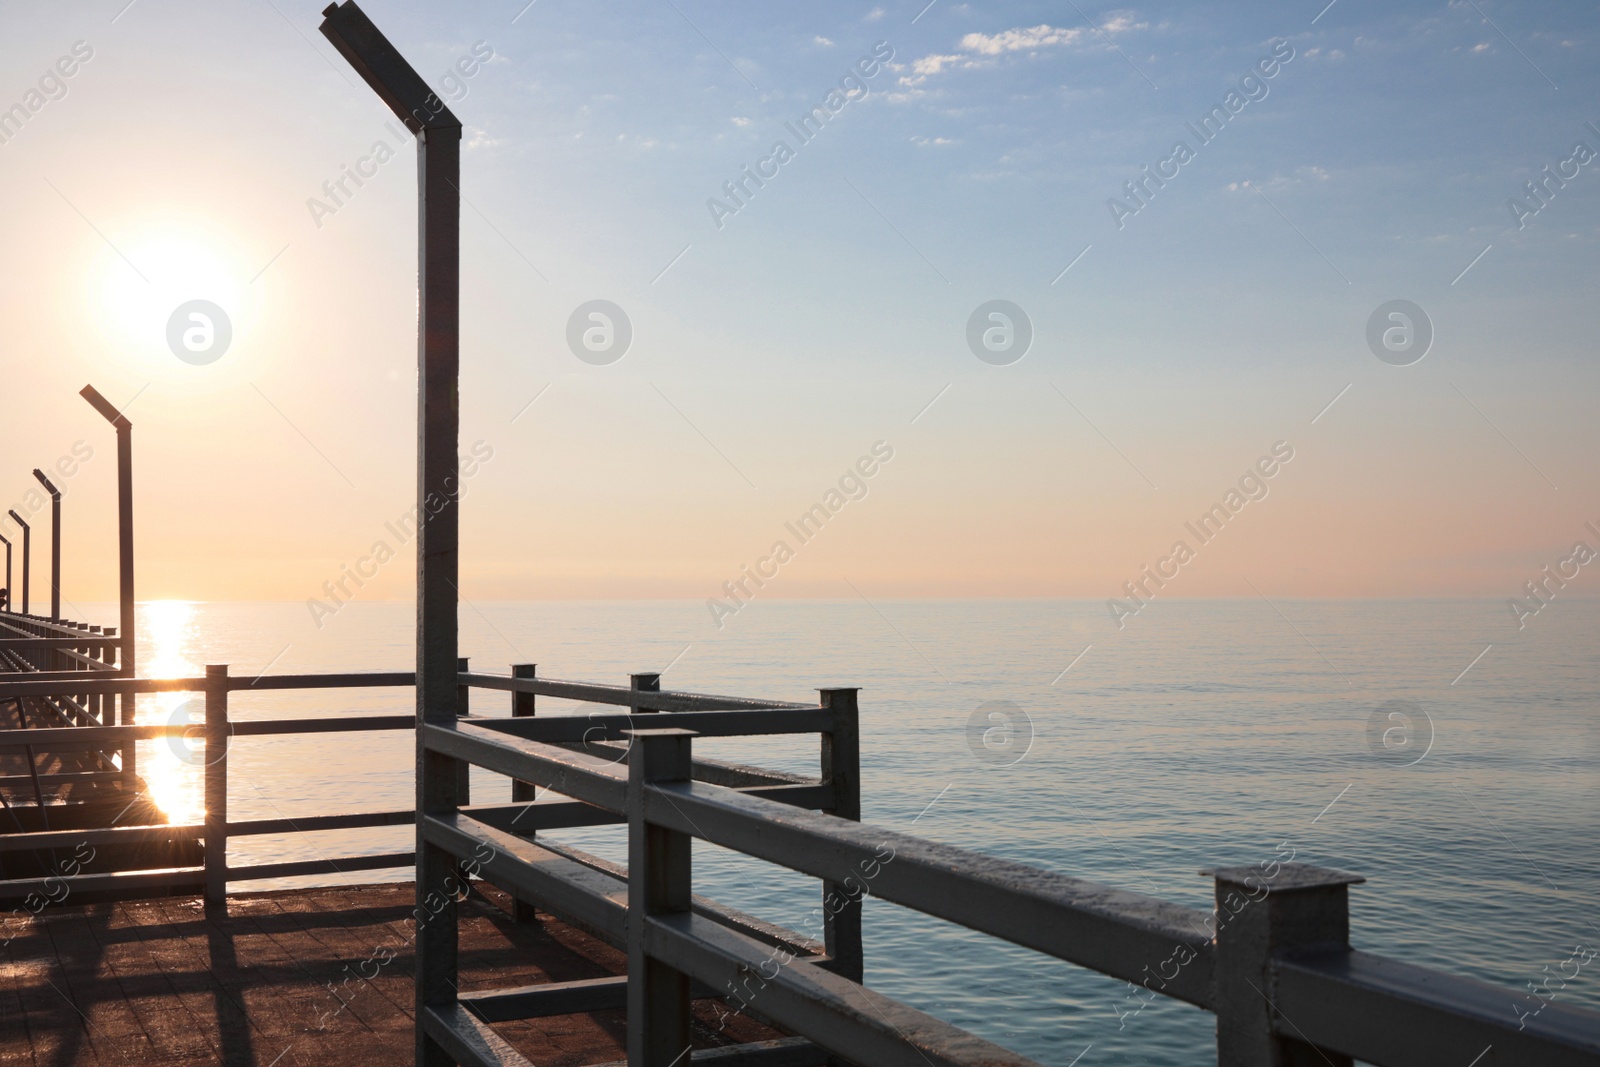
[0,667,413,899]
[0,660,864,1002]
[415,684,1600,1067]
[0,611,130,804]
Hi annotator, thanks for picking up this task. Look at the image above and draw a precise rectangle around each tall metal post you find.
[0,533,11,612]
[318,6,462,1062]
[625,727,695,1067]
[820,687,864,984]
[6,513,29,615]
[31,470,61,621]
[81,385,137,783]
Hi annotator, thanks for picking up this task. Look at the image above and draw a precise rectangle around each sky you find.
[1,0,1598,613]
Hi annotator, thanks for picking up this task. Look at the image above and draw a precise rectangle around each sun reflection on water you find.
[139,600,205,824]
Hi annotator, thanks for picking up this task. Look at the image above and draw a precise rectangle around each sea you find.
[89,596,1600,1065]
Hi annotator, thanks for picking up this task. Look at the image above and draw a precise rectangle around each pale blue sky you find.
[1,0,1597,606]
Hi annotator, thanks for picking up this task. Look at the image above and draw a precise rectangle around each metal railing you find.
[0,611,130,814]
[414,698,1600,1067]
[0,660,863,986]
[0,666,412,898]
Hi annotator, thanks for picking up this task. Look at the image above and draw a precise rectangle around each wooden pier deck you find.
[0,882,777,1066]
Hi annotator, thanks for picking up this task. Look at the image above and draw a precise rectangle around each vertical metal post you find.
[317,6,464,1062]
[80,384,136,784]
[1,534,11,611]
[625,727,696,1067]
[6,513,29,615]
[511,663,538,923]
[1211,863,1362,1067]
[510,663,538,801]
[89,626,103,723]
[819,688,863,984]
[631,671,661,713]
[102,628,117,760]
[204,664,229,908]
[456,656,471,806]
[31,471,61,621]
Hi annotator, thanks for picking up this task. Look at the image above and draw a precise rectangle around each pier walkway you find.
[0,882,779,1066]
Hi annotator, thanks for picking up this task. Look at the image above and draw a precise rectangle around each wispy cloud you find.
[898,18,1144,89]
[961,25,1088,55]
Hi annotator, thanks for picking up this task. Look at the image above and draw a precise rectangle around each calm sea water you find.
[96,597,1600,1065]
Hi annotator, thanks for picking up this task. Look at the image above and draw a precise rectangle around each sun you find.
[91,217,249,368]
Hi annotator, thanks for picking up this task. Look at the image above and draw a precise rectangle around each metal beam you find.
[645,912,1040,1067]
[421,721,629,812]
[460,670,812,712]
[1275,949,1600,1066]
[470,707,834,743]
[590,1039,829,1067]
[459,976,628,1022]
[420,1004,534,1067]
[644,780,1217,1008]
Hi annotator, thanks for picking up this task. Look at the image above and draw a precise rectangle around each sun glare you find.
[138,599,206,824]
[91,220,249,370]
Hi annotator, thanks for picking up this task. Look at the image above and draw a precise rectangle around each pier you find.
[4,3,1600,1064]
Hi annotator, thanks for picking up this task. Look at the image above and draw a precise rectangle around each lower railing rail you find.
[413,713,1600,1067]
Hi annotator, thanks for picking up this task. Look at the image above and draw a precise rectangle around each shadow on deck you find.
[0,882,778,1066]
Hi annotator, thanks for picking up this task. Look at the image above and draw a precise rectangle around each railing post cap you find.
[205,664,230,676]
[1205,862,1365,892]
